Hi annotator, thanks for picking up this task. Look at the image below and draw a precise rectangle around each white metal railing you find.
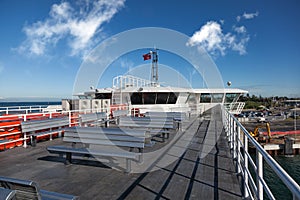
[222,105,300,200]
[0,106,113,150]
[112,75,152,89]
[224,102,245,114]
[0,105,62,116]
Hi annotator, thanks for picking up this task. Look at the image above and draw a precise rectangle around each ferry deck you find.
[1,105,299,199]
[0,107,242,199]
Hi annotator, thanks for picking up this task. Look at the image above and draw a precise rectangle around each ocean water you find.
[264,155,300,199]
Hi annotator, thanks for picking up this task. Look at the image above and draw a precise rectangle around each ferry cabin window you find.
[95,93,112,99]
[200,93,211,103]
[131,93,143,104]
[167,92,178,104]
[211,93,224,103]
[143,93,156,104]
[130,92,178,104]
[156,92,169,104]
[225,93,239,103]
[186,94,197,104]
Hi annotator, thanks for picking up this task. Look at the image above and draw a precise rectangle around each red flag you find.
[143,53,151,61]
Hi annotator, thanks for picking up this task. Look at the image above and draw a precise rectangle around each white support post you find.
[226,112,229,134]
[23,115,27,148]
[237,126,241,174]
[244,133,249,198]
[256,150,263,200]
[230,117,234,150]
[23,132,27,148]
[68,112,72,127]
[229,116,231,141]
[233,120,237,159]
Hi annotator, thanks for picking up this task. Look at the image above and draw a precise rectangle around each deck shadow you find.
[38,156,112,169]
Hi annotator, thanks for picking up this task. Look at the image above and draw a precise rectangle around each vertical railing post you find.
[68,111,72,127]
[226,112,229,133]
[256,150,263,200]
[228,115,232,149]
[23,115,27,148]
[244,132,249,198]
[230,117,234,150]
[237,125,241,174]
[233,120,237,159]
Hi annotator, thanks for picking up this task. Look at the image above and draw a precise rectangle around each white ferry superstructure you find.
[68,74,247,115]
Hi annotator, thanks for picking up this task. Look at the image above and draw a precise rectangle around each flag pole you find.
[143,48,159,86]
[151,48,158,86]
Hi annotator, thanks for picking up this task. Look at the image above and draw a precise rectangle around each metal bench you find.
[47,126,145,173]
[0,187,16,200]
[118,116,176,142]
[0,176,78,200]
[144,111,187,129]
[21,117,69,147]
[112,110,129,124]
[79,112,108,127]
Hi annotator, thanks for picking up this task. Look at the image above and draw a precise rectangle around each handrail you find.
[222,105,300,199]
[0,105,62,115]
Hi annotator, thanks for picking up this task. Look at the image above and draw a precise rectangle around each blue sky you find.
[0,0,299,99]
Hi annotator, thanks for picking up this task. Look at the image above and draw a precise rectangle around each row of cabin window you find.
[200,93,239,103]
[130,92,178,105]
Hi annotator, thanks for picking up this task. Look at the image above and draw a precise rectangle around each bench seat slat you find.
[32,128,64,137]
[79,112,107,125]
[65,127,146,137]
[119,124,174,129]
[21,117,69,133]
[64,132,145,142]
[47,146,138,159]
[63,137,145,148]
[119,120,174,125]
[119,121,174,126]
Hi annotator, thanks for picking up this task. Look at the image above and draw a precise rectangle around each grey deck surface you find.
[0,107,242,199]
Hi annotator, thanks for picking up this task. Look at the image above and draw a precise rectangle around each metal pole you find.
[23,115,27,148]
[68,112,72,127]
[237,126,241,174]
[155,52,158,83]
[244,132,249,198]
[231,117,234,150]
[256,150,263,200]
[233,120,237,159]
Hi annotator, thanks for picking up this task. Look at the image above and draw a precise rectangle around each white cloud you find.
[18,0,125,56]
[187,21,225,55]
[237,11,259,22]
[243,11,259,19]
[187,21,250,56]
[234,26,247,34]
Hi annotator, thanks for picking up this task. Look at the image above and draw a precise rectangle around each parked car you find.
[257,117,266,122]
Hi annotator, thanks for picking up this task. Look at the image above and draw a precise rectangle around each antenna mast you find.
[151,48,158,86]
